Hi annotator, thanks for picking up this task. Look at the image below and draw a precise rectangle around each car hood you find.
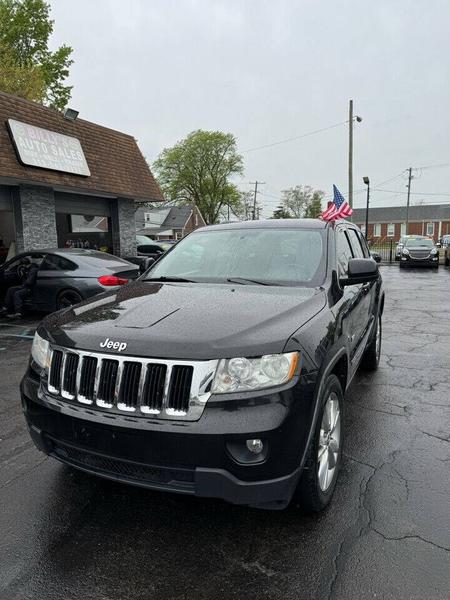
[42,281,327,360]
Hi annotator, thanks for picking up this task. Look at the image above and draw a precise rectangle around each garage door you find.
[55,192,111,216]
[0,186,12,211]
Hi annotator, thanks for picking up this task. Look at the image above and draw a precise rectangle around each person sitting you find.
[0,259,39,318]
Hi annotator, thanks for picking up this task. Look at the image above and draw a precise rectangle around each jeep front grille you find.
[47,347,217,421]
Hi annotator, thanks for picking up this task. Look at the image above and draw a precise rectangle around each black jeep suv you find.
[21,219,384,511]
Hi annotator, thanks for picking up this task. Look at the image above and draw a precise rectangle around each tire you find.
[360,313,382,371]
[445,256,449,267]
[295,374,344,513]
[56,289,83,310]
[399,262,404,269]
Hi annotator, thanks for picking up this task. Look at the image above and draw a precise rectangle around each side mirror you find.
[139,257,155,274]
[340,258,379,286]
[370,251,382,263]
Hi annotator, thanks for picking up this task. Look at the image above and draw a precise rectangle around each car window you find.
[40,254,78,271]
[336,229,354,276]
[137,244,163,253]
[347,228,365,258]
[136,235,153,245]
[4,253,45,274]
[356,230,370,257]
[146,228,327,287]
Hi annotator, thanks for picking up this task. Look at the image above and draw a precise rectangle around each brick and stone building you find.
[0,91,164,261]
[352,204,450,242]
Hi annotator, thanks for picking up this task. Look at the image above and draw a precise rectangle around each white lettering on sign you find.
[7,118,91,176]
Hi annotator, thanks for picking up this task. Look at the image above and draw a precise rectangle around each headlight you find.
[402,248,410,255]
[31,332,50,370]
[212,352,299,394]
[431,248,438,255]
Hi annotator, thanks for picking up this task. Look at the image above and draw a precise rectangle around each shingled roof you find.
[0,91,164,202]
[352,203,450,222]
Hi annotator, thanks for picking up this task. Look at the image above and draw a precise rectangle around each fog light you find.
[246,439,264,454]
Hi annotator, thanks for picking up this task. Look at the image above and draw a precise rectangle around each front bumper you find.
[21,368,317,509]
[400,255,439,267]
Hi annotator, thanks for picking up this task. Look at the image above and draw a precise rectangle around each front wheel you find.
[295,374,344,513]
[56,289,83,310]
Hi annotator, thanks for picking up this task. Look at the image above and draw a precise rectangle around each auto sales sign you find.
[7,118,91,176]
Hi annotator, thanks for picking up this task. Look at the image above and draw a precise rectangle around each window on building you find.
[374,223,381,237]
[194,213,198,226]
[360,224,366,236]
[426,222,435,236]
[336,228,354,277]
[387,223,395,237]
[400,222,407,237]
[70,215,109,233]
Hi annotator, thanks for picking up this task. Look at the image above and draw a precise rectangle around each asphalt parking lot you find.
[0,266,449,600]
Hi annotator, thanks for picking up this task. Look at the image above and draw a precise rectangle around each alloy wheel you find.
[317,392,341,492]
[375,317,382,361]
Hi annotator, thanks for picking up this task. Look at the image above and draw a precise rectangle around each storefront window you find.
[70,215,109,233]
[56,213,112,253]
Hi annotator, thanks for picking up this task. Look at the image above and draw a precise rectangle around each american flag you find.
[321,185,353,221]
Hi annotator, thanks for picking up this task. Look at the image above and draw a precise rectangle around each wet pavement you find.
[1,267,449,600]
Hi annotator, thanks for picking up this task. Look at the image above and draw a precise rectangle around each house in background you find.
[352,204,450,241]
[135,204,206,240]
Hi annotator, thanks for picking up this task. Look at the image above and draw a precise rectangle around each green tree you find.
[153,130,244,225]
[0,0,73,109]
[272,205,292,219]
[280,185,324,218]
[304,195,323,218]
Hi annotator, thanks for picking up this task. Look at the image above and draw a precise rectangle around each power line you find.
[241,119,349,153]
[416,161,450,170]
[373,188,450,196]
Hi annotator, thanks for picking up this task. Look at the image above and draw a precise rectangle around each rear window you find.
[75,251,136,269]
[41,254,78,271]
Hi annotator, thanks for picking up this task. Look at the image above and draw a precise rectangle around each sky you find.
[49,0,450,217]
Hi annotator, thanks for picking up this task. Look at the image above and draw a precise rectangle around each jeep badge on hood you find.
[99,338,127,352]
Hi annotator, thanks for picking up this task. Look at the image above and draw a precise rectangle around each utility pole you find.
[249,181,265,220]
[348,100,362,213]
[405,167,413,234]
[348,99,354,209]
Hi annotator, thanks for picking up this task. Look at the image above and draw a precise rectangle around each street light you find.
[363,176,370,240]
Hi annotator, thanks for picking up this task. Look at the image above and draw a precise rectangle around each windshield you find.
[144,227,326,286]
[137,235,154,245]
[406,238,434,248]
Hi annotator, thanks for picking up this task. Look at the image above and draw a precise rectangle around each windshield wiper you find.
[227,277,273,286]
[145,276,197,283]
